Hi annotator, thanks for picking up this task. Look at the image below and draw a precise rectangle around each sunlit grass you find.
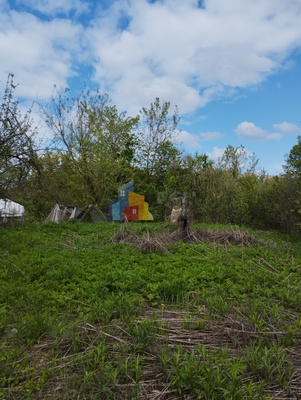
[1,221,301,399]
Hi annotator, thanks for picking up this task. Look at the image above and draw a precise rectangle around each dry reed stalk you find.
[108,224,261,253]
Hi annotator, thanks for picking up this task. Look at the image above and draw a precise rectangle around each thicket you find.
[1,76,301,233]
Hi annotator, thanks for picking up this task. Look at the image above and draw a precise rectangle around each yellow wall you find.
[128,192,144,220]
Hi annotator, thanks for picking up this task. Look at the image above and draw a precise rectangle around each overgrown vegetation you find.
[1,76,301,397]
[1,221,301,399]
[0,74,39,200]
[1,76,301,233]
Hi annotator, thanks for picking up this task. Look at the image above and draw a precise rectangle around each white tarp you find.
[45,204,107,223]
[0,199,24,219]
[45,204,83,223]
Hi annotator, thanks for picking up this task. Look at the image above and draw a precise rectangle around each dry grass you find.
[18,306,301,400]
[108,223,261,253]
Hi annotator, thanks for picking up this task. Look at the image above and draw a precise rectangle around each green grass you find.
[1,221,301,399]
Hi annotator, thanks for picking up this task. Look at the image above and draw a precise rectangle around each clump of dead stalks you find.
[108,223,260,253]
[109,227,138,244]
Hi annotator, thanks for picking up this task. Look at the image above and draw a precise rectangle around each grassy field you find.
[1,221,301,399]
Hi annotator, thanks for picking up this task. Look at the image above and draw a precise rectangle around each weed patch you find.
[1,221,301,398]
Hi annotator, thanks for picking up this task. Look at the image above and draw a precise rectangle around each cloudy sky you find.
[1,0,301,174]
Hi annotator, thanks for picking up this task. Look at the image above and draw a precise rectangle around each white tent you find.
[45,204,83,223]
[0,199,25,222]
[45,204,107,223]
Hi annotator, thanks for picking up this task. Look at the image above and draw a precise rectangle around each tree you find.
[134,98,182,219]
[136,98,180,177]
[284,135,301,176]
[218,145,259,179]
[177,153,214,220]
[0,74,39,198]
[39,85,139,207]
[24,150,81,219]
[282,135,301,231]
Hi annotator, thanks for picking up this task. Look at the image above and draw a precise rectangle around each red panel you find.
[124,205,139,221]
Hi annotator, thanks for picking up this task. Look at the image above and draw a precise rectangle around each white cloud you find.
[200,131,221,141]
[0,8,86,98]
[0,0,301,115]
[113,77,202,115]
[273,121,300,134]
[206,146,225,162]
[178,130,202,149]
[177,129,221,150]
[235,121,282,140]
[87,0,301,113]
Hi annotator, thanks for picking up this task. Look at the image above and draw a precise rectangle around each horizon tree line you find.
[1,74,300,233]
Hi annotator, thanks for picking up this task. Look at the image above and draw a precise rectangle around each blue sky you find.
[1,0,301,175]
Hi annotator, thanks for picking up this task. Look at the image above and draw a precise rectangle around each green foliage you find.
[284,135,301,176]
[249,175,300,232]
[134,98,183,220]
[1,77,300,232]
[245,341,293,384]
[159,344,264,399]
[0,222,300,398]
[0,74,39,199]
[37,86,139,209]
[218,145,259,179]
[136,97,180,174]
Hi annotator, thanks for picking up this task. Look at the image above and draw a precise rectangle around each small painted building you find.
[109,181,153,221]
